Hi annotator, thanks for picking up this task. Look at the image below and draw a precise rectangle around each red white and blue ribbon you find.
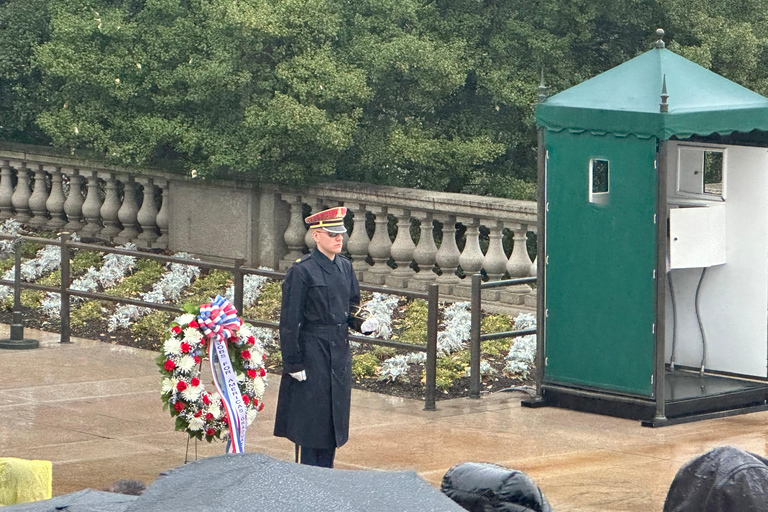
[198,295,242,344]
[199,296,246,453]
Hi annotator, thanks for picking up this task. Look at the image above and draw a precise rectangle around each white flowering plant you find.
[157,300,268,443]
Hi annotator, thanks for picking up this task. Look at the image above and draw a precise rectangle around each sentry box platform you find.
[525,31,768,426]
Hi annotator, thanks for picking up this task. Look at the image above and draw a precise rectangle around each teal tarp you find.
[536,48,768,140]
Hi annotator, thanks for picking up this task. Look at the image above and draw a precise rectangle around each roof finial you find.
[655,28,666,49]
[537,68,548,103]
[660,74,669,113]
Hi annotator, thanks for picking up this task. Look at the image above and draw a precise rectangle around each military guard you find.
[273,207,378,468]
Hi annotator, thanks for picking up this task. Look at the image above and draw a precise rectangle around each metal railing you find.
[0,232,439,410]
[469,273,538,398]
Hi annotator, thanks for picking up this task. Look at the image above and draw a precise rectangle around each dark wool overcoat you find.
[273,249,360,449]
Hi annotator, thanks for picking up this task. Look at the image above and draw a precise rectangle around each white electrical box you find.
[669,205,726,269]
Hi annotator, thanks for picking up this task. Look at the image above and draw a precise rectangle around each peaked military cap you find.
[305,207,347,234]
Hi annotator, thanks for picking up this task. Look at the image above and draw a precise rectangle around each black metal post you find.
[534,125,547,402]
[233,258,244,314]
[60,232,71,344]
[424,283,438,411]
[0,237,38,349]
[469,273,482,399]
[653,143,668,424]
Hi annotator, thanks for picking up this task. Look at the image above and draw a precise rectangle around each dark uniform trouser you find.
[296,444,336,468]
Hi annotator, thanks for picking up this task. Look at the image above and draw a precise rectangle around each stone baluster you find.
[499,223,534,305]
[98,172,122,240]
[434,214,461,294]
[0,161,15,220]
[365,205,392,285]
[116,176,140,243]
[385,208,416,288]
[303,197,323,251]
[28,165,50,227]
[529,227,538,278]
[455,217,485,298]
[409,211,438,291]
[135,177,159,247]
[344,202,370,278]
[280,194,307,270]
[153,179,169,248]
[63,169,85,232]
[480,220,508,300]
[79,170,103,237]
[10,162,32,223]
[44,165,67,229]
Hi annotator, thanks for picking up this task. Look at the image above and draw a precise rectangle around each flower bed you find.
[0,226,536,401]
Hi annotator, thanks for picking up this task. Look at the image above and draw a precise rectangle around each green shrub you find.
[1,270,61,309]
[184,269,232,305]
[105,259,164,297]
[71,250,103,274]
[71,301,106,327]
[481,315,512,356]
[245,281,282,320]
[0,258,15,273]
[371,345,396,360]
[394,299,428,345]
[429,351,470,391]
[352,353,379,378]
[130,311,172,341]
[19,241,43,258]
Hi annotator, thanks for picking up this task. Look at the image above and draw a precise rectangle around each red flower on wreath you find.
[247,369,257,379]
[242,395,250,405]
[202,393,211,405]
[177,381,187,392]
[205,413,214,420]
[171,325,182,335]
[188,320,199,328]
[258,402,265,412]
[190,377,200,387]
[241,350,251,359]
[174,401,185,412]
[259,368,266,377]
[194,410,202,417]
[164,360,176,371]
[181,342,191,353]
[194,356,201,364]
[247,336,255,345]
[206,428,215,436]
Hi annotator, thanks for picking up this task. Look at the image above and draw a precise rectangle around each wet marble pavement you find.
[2,326,768,512]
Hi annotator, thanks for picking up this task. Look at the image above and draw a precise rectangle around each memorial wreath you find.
[157,295,267,452]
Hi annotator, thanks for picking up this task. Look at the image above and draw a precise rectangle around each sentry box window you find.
[589,159,609,205]
[677,146,725,199]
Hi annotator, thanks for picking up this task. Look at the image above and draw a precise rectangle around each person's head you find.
[312,227,344,259]
[304,207,347,260]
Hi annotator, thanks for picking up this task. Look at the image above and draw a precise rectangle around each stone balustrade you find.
[278,182,538,306]
[0,143,538,307]
[0,147,168,249]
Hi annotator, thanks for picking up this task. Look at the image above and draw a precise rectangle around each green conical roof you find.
[536,47,768,140]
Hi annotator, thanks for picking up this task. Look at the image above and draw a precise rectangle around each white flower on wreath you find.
[236,372,245,383]
[175,313,196,326]
[253,377,266,397]
[239,323,253,339]
[246,409,258,426]
[181,385,202,402]
[163,338,183,356]
[188,417,205,431]
[161,378,178,394]
[209,404,223,419]
[183,327,203,344]
[177,355,196,374]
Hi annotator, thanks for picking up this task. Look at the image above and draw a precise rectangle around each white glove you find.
[289,370,307,381]
[360,317,380,335]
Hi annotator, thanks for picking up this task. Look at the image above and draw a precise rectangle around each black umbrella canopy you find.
[125,453,465,512]
[1,489,136,512]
